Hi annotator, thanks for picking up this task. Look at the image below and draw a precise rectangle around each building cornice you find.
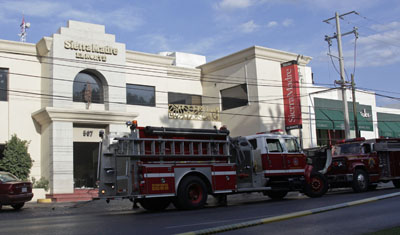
[199,46,312,74]
[0,39,37,56]
[32,107,138,126]
[36,37,53,57]
[126,50,174,67]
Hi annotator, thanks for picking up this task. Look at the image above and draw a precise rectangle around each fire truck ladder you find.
[115,126,231,158]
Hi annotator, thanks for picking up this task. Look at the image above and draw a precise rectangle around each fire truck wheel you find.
[304,173,328,198]
[265,190,288,200]
[138,198,171,211]
[175,176,208,210]
[393,179,400,188]
[352,169,369,193]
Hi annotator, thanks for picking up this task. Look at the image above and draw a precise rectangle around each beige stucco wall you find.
[0,40,42,180]
[200,46,312,139]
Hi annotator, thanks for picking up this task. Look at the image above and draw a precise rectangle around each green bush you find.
[32,177,49,191]
[0,135,33,181]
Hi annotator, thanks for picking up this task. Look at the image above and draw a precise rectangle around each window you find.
[0,144,5,160]
[73,71,104,104]
[248,139,258,150]
[266,139,283,153]
[0,68,8,101]
[168,92,202,105]
[126,84,155,106]
[221,84,248,110]
[285,138,300,153]
[333,143,361,155]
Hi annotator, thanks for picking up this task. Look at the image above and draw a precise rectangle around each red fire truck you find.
[97,121,329,211]
[321,138,400,192]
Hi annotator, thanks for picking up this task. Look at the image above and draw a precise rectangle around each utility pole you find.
[351,74,360,138]
[324,11,358,139]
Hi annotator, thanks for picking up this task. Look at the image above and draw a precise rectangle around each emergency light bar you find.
[337,137,366,144]
[256,129,285,135]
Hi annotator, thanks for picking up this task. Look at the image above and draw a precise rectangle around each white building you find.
[0,20,399,200]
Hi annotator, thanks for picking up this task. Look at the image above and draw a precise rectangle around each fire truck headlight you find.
[101,190,106,194]
[333,159,346,169]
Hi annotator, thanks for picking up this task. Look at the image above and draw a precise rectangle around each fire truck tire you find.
[265,190,288,200]
[138,198,171,211]
[352,169,369,193]
[393,179,400,188]
[174,176,208,210]
[304,173,328,198]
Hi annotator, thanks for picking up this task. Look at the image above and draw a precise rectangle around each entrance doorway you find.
[73,142,99,188]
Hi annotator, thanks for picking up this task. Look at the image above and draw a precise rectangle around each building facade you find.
[0,20,398,197]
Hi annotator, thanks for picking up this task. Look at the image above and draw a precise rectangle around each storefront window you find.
[73,71,104,104]
[0,68,8,101]
[168,92,202,105]
[126,84,155,106]
[221,84,248,110]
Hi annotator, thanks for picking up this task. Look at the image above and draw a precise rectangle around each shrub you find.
[0,135,33,181]
[32,177,49,191]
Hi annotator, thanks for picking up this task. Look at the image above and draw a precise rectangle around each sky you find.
[0,0,400,107]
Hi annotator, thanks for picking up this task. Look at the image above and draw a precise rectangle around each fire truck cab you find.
[97,122,329,211]
[327,138,400,192]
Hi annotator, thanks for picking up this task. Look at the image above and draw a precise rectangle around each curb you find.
[37,198,52,203]
[177,191,400,235]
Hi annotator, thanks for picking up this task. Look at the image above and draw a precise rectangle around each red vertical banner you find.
[281,61,302,130]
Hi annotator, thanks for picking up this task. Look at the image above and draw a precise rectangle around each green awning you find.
[321,109,345,130]
[378,122,396,137]
[315,109,334,129]
[314,98,373,131]
[377,112,400,138]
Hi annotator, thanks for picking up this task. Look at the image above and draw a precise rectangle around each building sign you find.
[73,127,105,142]
[281,61,302,130]
[168,104,220,121]
[360,108,371,118]
[64,40,118,62]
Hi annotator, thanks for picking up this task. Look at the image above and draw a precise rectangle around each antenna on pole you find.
[18,15,30,42]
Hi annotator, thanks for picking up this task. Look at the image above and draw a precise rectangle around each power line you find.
[0,49,332,88]
[0,53,336,95]
[3,85,400,125]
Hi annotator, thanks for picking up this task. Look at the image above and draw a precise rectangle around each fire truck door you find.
[265,138,285,172]
[283,138,305,173]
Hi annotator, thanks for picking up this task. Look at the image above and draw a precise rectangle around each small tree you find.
[0,135,33,180]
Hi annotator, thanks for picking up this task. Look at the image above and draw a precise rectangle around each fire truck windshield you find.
[332,143,361,156]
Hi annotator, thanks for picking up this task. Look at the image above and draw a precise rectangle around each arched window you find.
[73,71,104,104]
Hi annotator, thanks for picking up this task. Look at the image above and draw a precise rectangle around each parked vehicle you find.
[0,171,33,210]
[308,138,400,193]
[97,121,329,211]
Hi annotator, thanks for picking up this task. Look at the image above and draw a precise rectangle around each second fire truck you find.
[325,137,400,192]
[97,121,330,211]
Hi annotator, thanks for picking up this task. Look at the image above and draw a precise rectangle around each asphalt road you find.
[223,196,400,235]
[0,185,399,235]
